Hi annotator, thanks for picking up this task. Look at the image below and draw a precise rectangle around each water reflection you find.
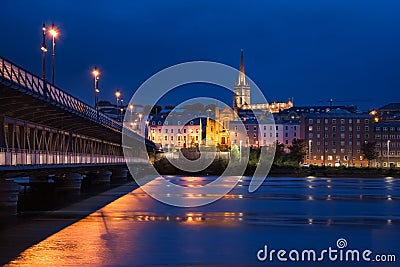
[5,176,400,266]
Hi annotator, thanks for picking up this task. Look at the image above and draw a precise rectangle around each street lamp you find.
[41,24,47,81]
[92,67,100,113]
[129,104,134,121]
[115,90,121,107]
[308,139,312,164]
[387,139,391,168]
[49,24,58,85]
[138,113,142,133]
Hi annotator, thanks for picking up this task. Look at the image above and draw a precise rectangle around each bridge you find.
[0,55,155,214]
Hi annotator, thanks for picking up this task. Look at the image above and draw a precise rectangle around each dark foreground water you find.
[4,176,400,266]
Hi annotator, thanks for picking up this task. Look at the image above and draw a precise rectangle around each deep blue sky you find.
[1,0,400,111]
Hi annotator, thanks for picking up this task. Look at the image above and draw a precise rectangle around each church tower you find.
[233,49,251,110]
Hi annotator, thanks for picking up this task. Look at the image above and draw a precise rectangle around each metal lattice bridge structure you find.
[0,55,155,175]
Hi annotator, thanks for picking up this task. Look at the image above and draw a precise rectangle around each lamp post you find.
[146,121,149,139]
[49,24,58,85]
[41,24,47,81]
[115,90,121,107]
[92,67,100,115]
[387,139,391,168]
[308,139,312,164]
[129,104,134,122]
[138,113,142,134]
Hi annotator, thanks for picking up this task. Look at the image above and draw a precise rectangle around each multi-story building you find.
[148,116,202,150]
[301,108,373,167]
[373,122,400,168]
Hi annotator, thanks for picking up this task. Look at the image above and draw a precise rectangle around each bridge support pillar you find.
[85,170,112,186]
[0,179,19,216]
[110,167,129,183]
[55,173,83,194]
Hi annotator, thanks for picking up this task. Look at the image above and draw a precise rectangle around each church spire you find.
[238,49,246,85]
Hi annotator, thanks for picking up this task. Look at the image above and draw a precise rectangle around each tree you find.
[230,144,240,161]
[361,141,378,167]
[273,142,286,165]
[287,139,308,164]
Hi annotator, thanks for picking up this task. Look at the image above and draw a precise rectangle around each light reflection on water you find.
[5,176,400,266]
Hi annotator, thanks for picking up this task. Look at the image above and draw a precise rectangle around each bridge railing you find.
[0,56,122,132]
[0,148,126,166]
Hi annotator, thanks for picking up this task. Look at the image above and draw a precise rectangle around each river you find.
[4,176,400,266]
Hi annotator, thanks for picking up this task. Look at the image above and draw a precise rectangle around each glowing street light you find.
[49,24,58,85]
[115,90,121,107]
[129,104,134,121]
[41,24,47,81]
[92,67,100,115]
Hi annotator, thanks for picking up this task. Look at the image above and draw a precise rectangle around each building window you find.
[253,133,257,138]
[324,133,328,138]
[309,133,313,138]
[328,155,333,161]
[390,127,395,131]
[376,134,381,139]
[349,119,352,123]
[332,119,336,124]
[332,133,336,138]
[340,126,345,131]
[356,119,360,123]
[309,119,313,124]
[349,141,353,146]
[383,134,388,139]
[159,129,161,133]
[309,126,313,131]
[376,127,381,131]
[171,129,174,134]
[263,126,266,130]
[196,129,199,133]
[340,133,345,139]
[171,136,174,141]
[165,129,168,133]
[356,141,360,146]
[317,126,321,131]
[317,119,321,124]
[196,136,199,141]
[164,136,168,141]
[276,133,279,138]
[294,132,297,137]
[332,126,336,131]
[356,126,360,131]
[285,140,288,144]
[276,126,278,130]
[356,134,361,139]
[340,148,345,153]
[317,134,321,139]
[383,127,388,131]
[365,119,369,124]
[178,136,181,141]
[254,126,257,131]
[285,126,288,130]
[365,126,369,131]
[264,133,266,137]
[340,141,345,146]
[285,133,288,137]
[294,126,297,130]
[325,119,328,124]
[365,133,369,139]
[184,129,187,133]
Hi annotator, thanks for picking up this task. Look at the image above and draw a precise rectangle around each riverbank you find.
[154,157,400,178]
[0,182,139,265]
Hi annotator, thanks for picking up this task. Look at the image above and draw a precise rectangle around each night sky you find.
[1,0,400,111]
